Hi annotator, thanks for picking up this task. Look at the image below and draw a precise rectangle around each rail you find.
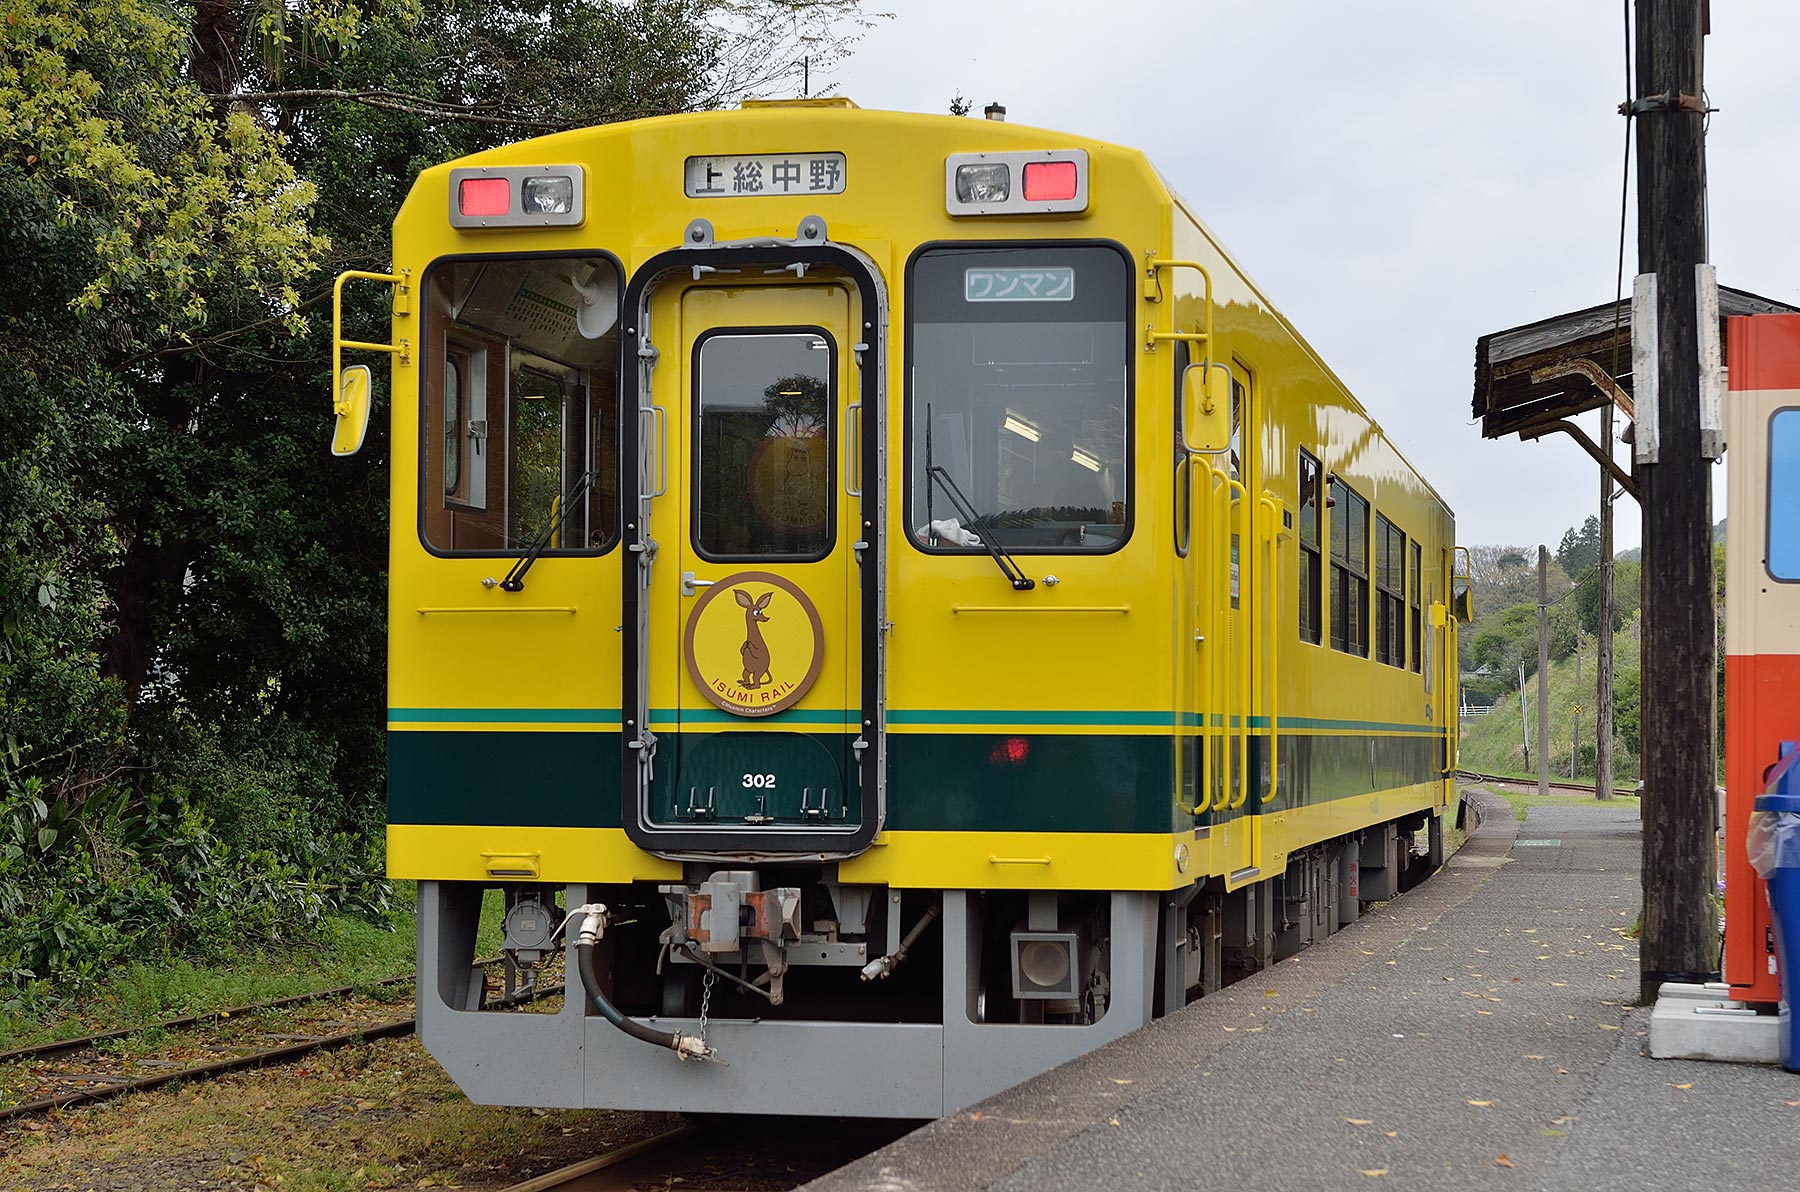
[0,957,542,1122]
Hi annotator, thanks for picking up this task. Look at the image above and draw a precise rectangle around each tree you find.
[1573,559,1642,635]
[1,0,886,990]
[1555,515,1603,579]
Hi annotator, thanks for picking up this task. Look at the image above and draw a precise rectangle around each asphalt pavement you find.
[809,789,1800,1192]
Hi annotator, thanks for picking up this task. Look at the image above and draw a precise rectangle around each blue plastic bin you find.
[1754,791,1800,1073]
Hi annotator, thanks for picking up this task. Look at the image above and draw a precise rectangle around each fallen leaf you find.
[1383,1131,1398,1138]
[1671,1083,1693,1090]
[969,1111,984,1120]
[1110,1078,1134,1085]
[1345,1118,1374,1126]
[1264,989,1279,997]
[1108,1117,1120,1127]
[1494,1154,1515,1168]
[1784,1099,1800,1107]
[1598,1024,1620,1031]
[1359,1170,1388,1178]
[1221,1025,1237,1032]
[1542,1128,1566,1137]
[1524,1055,1547,1060]
[1468,1100,1494,1107]
[1477,1010,1494,1016]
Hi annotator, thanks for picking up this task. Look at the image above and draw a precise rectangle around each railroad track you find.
[498,1116,916,1192]
[0,957,553,1122]
[1454,769,1637,796]
[499,1122,704,1192]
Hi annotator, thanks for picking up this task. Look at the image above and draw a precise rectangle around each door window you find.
[693,330,835,561]
[1771,409,1800,580]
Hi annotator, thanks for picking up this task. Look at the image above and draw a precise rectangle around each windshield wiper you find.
[500,469,599,592]
[926,465,1034,591]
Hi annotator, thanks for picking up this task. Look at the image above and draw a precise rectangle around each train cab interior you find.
[421,255,622,556]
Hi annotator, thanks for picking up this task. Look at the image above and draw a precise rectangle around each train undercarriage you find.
[417,810,1447,1118]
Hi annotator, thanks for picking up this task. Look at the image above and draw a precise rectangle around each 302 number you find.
[741,773,777,789]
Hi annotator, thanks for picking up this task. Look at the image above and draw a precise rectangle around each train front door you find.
[626,276,877,854]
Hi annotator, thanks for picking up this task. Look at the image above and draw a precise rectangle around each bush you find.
[0,729,389,1007]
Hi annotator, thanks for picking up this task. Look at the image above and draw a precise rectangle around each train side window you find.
[1297,449,1322,644]
[443,342,487,510]
[421,254,621,555]
[1329,476,1369,657]
[1374,515,1405,668]
[1410,539,1423,671]
[444,352,463,496]
[1770,409,1800,581]
[907,243,1133,554]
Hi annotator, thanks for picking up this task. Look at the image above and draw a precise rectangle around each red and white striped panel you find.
[1724,313,1800,1004]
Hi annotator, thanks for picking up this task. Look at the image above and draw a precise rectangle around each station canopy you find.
[1472,287,1796,496]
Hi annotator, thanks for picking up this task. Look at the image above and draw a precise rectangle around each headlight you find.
[954,162,1011,204]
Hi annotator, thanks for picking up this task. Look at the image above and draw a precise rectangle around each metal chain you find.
[699,968,716,1048]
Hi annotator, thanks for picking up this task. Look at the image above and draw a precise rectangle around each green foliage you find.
[1572,559,1642,635]
[1,0,883,1001]
[1460,616,1643,782]
[1555,515,1603,580]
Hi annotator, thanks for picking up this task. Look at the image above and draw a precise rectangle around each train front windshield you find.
[907,245,1132,552]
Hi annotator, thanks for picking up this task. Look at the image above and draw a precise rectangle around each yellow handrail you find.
[1219,470,1249,812]
[1143,258,1214,354]
[1191,463,1227,818]
[331,268,410,415]
[1259,492,1286,808]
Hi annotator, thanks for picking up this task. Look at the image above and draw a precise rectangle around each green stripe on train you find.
[389,729,1447,834]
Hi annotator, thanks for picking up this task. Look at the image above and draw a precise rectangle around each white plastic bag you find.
[916,517,982,547]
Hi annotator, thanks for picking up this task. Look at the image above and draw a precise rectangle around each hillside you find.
[1459,614,1642,782]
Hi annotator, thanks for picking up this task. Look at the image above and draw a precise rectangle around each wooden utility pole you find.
[1597,400,1616,802]
[1536,546,1550,798]
[1634,0,1717,1003]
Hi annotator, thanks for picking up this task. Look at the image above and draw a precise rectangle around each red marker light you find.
[459,177,511,217]
[989,736,1032,767]
[1022,160,1079,202]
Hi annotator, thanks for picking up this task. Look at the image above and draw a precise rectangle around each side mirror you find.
[1452,583,1474,624]
[332,365,372,457]
[1181,364,1231,454]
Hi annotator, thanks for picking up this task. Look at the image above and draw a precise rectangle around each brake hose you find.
[574,905,716,1062]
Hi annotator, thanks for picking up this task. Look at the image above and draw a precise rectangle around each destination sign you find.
[964,266,1076,303]
[684,153,846,198]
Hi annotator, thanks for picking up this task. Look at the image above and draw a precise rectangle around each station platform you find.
[809,789,1800,1191]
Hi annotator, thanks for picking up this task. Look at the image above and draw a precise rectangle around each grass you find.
[1460,617,1642,782]
[1474,783,1642,823]
[0,883,511,1053]
[1,1034,673,1192]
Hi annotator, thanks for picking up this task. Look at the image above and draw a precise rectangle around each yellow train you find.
[332,98,1470,1117]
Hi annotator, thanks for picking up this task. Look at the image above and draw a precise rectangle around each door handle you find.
[681,571,716,597]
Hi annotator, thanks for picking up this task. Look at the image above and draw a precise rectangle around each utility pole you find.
[1537,546,1550,798]
[1597,399,1616,802]
[1573,647,1583,780]
[1633,0,1717,1003]
[1518,663,1531,770]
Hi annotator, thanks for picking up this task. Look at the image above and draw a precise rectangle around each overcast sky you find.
[814,1,1799,550]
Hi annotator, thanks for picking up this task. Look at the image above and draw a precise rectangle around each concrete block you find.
[1648,988,1785,1064]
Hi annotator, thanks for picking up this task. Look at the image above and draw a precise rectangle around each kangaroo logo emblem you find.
[735,588,774,689]
[683,571,826,718]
